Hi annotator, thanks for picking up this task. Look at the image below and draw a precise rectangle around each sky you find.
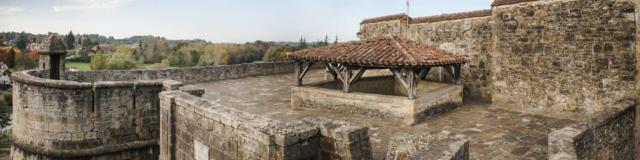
[0,0,492,43]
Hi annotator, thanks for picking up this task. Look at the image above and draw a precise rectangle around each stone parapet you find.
[64,62,297,84]
[385,133,469,160]
[548,100,636,160]
[159,91,373,160]
[11,62,301,159]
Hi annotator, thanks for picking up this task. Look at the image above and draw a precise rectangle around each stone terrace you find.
[184,70,575,159]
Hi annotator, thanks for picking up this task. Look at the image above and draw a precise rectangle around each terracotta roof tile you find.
[410,9,492,24]
[288,37,466,67]
[492,0,539,6]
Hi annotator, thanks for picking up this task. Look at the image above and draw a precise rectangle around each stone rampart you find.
[159,91,373,160]
[64,62,296,83]
[547,100,635,160]
[11,70,163,159]
[10,62,300,159]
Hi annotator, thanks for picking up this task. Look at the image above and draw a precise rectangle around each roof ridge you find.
[390,37,417,65]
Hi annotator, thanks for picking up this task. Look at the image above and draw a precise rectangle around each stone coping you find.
[64,61,297,83]
[13,70,166,89]
[385,133,469,160]
[360,9,492,25]
[491,0,539,6]
[13,140,156,158]
[12,70,93,89]
[547,100,636,159]
[161,91,373,158]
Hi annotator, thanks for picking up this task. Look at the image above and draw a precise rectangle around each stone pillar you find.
[38,34,66,80]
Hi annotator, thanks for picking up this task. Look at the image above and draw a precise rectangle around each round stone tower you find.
[37,34,66,80]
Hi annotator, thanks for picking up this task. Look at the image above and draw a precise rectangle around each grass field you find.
[65,62,155,71]
[65,61,93,71]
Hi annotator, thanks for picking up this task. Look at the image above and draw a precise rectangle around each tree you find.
[106,45,139,70]
[6,47,15,68]
[65,31,75,49]
[15,32,27,51]
[90,53,107,70]
[263,45,294,62]
[334,36,339,45]
[323,35,329,46]
[14,50,36,70]
[299,36,307,49]
[28,50,39,61]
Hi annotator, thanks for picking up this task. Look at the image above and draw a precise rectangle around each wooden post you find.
[453,64,461,84]
[418,67,431,80]
[325,63,337,81]
[342,65,352,93]
[294,61,302,86]
[407,68,416,99]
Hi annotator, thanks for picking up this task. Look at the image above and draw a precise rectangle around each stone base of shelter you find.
[291,76,463,125]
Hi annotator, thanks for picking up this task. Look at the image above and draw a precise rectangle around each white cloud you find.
[53,0,132,12]
[0,6,25,14]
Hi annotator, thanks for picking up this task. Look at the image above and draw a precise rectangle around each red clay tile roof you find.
[410,9,492,24]
[492,0,539,6]
[288,37,466,67]
[360,14,409,25]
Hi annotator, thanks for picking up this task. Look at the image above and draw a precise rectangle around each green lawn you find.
[65,61,92,71]
[65,62,156,71]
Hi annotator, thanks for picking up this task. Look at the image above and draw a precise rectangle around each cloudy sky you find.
[0,0,492,43]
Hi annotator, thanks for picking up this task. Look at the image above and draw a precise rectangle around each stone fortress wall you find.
[10,62,301,159]
[360,0,639,159]
[10,0,640,159]
[359,0,638,119]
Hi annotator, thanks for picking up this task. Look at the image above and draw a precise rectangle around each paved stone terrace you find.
[184,70,575,160]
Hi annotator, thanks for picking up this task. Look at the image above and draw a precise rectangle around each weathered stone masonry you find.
[359,0,638,119]
[10,62,302,159]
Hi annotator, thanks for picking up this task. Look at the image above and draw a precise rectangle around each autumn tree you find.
[90,53,107,70]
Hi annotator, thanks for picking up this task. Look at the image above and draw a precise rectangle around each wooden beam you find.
[349,68,367,85]
[324,63,337,80]
[327,63,345,82]
[407,68,417,99]
[453,64,461,84]
[295,61,302,86]
[342,65,352,93]
[418,67,431,80]
[444,65,456,84]
[299,62,314,82]
[390,68,409,89]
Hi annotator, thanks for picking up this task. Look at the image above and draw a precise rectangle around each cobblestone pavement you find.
[185,70,575,160]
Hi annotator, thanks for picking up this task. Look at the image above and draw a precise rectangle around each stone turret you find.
[38,34,66,80]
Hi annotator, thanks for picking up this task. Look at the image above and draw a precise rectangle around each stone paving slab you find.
[184,70,575,159]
